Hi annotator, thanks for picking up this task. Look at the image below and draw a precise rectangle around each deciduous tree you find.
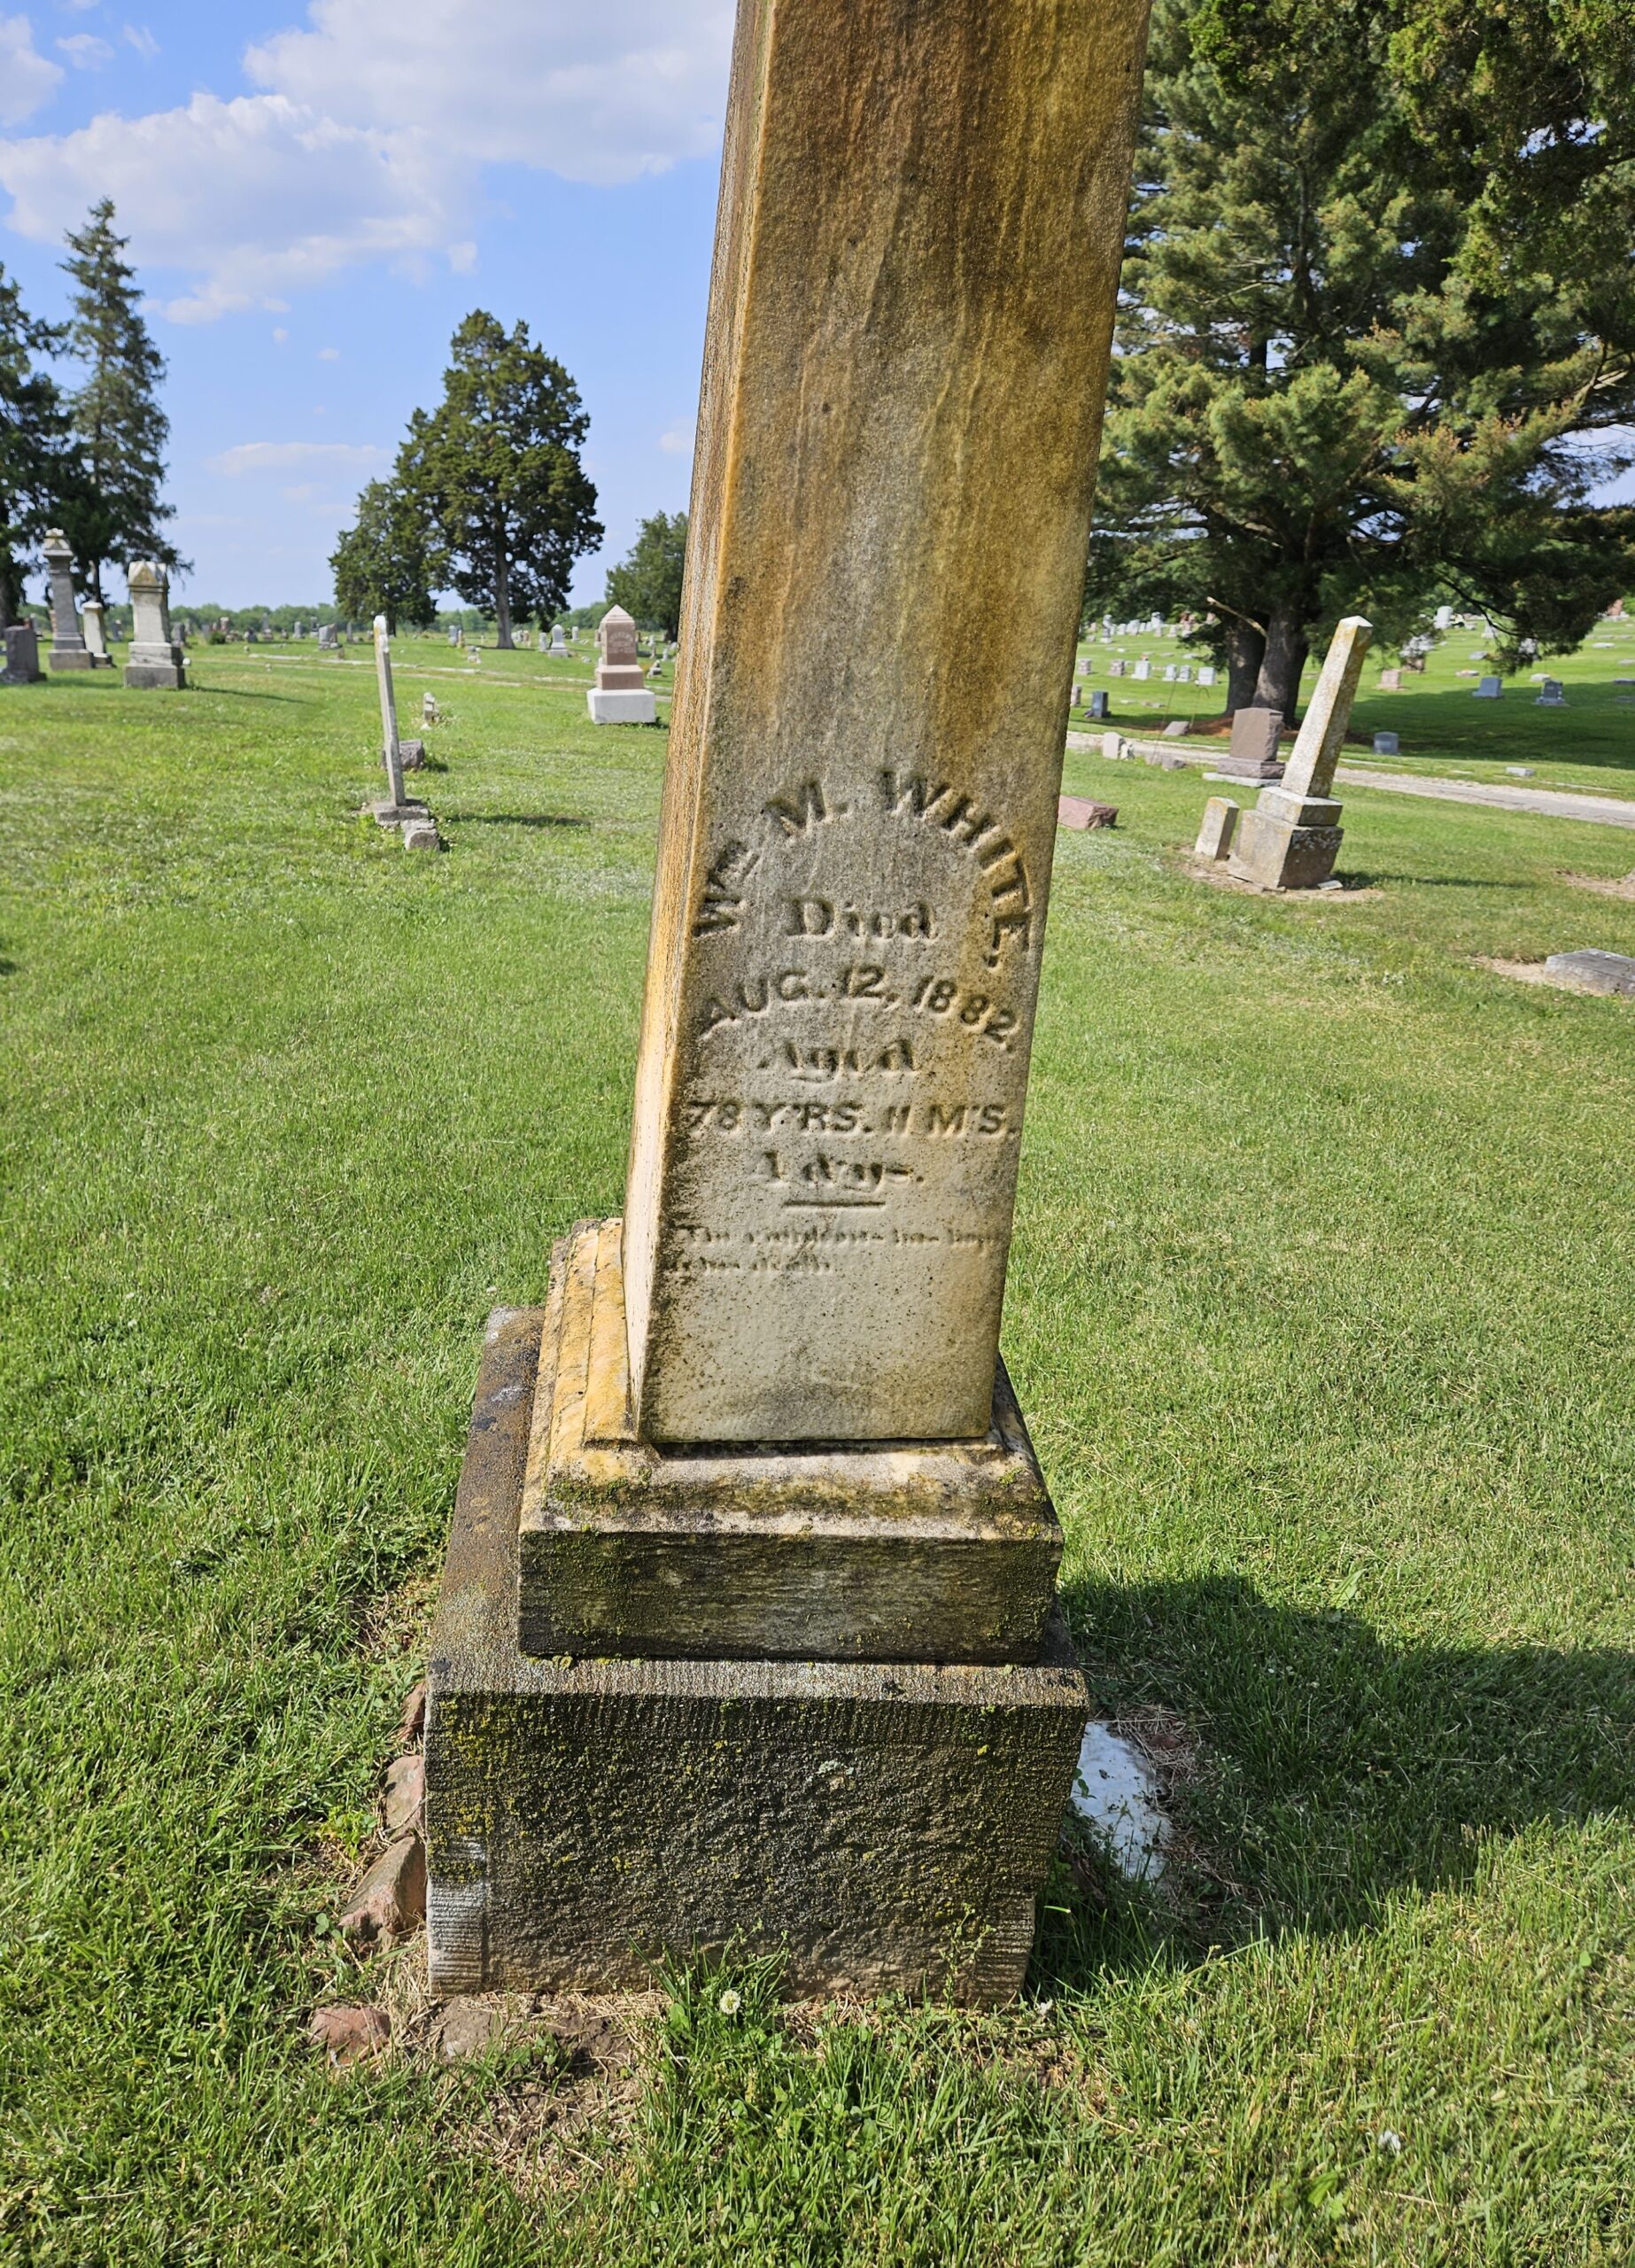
[0,261,68,631]
[605,510,687,639]
[330,480,441,634]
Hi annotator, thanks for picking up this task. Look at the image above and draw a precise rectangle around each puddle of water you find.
[1069,1723,1170,1882]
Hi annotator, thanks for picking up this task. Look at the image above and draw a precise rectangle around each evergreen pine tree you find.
[1089,0,1635,715]
[59,199,182,601]
[397,313,601,649]
[0,261,69,630]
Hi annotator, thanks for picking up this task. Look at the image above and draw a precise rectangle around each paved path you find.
[1334,768,1635,831]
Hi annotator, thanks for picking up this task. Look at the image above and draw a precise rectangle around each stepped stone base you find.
[423,1306,1089,2002]
[519,1220,1063,1664]
[1228,789,1344,890]
[586,688,657,724]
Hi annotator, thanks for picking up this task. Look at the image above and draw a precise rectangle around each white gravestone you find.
[586,606,656,724]
[123,563,186,690]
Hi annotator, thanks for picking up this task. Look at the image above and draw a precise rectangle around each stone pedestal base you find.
[587,688,657,725]
[521,1221,1063,1664]
[1228,789,1344,890]
[50,647,94,672]
[423,1306,1089,2002]
[125,645,186,690]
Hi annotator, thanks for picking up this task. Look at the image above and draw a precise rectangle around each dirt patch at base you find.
[1182,857,1382,901]
[1561,870,1635,899]
[1476,955,1554,986]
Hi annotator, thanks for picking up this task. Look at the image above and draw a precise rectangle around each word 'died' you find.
[784,898,934,940]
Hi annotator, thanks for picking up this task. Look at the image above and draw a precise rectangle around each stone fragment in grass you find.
[1069,1723,1170,1883]
[399,1681,427,1743]
[1542,948,1635,997]
[1193,796,1238,863]
[397,738,426,770]
[339,1832,426,1945]
[1057,796,1117,831]
[382,1753,424,1834]
[432,1997,525,2061]
[309,2003,391,2068]
[400,820,441,851]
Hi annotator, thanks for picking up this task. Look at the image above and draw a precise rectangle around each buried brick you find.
[339,1833,426,1946]
[399,1680,427,1744]
[382,1752,424,1835]
[309,2003,391,2069]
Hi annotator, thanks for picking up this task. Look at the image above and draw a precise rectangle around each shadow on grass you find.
[1034,1573,1635,1990]
[448,812,593,829]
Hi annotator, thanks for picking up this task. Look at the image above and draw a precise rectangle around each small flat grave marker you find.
[1543,950,1635,997]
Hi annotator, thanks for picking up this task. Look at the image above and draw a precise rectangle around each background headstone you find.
[586,606,656,724]
[2,622,43,685]
[1474,675,1503,698]
[123,563,186,690]
[43,531,92,671]
[1228,616,1371,890]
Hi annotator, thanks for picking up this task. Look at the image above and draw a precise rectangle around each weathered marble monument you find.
[124,563,186,690]
[1228,617,1372,890]
[43,532,92,672]
[2,623,43,685]
[586,604,656,724]
[81,599,114,667]
[424,0,1151,2001]
[367,616,433,838]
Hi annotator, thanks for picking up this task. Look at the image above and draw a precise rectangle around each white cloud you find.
[272,324,288,342]
[0,89,463,321]
[0,0,731,320]
[208,439,385,474]
[659,417,695,455]
[0,16,63,124]
[123,24,159,60]
[244,0,732,188]
[56,29,111,65]
[316,345,338,360]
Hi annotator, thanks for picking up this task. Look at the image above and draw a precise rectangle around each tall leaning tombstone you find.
[423,0,1153,2003]
[43,532,92,671]
[124,564,187,689]
[1228,617,1372,890]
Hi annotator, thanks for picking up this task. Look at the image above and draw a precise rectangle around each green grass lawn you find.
[1075,610,1635,798]
[4,647,1635,2264]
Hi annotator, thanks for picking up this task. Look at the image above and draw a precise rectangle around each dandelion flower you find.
[718,1988,742,2016]
[1377,2129,1403,2157]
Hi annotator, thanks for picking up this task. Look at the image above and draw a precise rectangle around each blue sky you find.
[0,0,732,608]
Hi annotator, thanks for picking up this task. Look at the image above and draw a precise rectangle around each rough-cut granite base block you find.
[518,1221,1063,1664]
[423,1306,1089,2002]
[1228,806,1344,890]
[123,663,185,690]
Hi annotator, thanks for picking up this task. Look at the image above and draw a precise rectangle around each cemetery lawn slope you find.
[2,647,1633,2264]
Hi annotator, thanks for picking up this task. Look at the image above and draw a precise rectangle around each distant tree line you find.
[0,200,181,632]
[1088,0,1635,713]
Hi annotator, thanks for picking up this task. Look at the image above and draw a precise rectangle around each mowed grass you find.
[4,642,1635,2265]
[1074,608,1635,795]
